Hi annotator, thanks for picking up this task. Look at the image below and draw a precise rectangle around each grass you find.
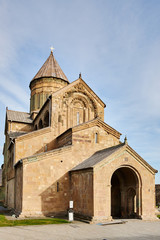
[0,214,69,227]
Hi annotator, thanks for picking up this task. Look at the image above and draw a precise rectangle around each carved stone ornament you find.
[74,83,85,92]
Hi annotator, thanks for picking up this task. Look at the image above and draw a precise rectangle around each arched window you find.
[44,111,49,127]
[77,112,79,125]
[95,133,98,143]
[71,99,85,127]
[39,119,43,129]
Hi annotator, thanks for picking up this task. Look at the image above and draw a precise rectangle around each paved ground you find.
[0,219,159,240]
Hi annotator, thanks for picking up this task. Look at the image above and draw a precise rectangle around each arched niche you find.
[69,94,97,127]
[39,119,43,129]
[43,111,49,127]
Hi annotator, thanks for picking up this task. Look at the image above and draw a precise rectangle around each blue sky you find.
[0,0,160,183]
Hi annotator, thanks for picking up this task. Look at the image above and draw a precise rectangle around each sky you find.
[0,0,160,183]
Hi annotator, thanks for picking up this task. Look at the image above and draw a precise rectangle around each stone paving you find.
[0,219,159,240]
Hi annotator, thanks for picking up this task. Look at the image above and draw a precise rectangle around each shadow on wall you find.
[156,184,160,206]
[39,173,71,217]
[33,138,58,156]
[0,187,5,204]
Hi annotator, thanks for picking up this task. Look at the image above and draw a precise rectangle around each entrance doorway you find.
[111,167,141,219]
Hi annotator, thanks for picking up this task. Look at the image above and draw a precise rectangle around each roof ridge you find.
[6,110,32,124]
[71,143,125,172]
[7,109,31,114]
[94,143,125,155]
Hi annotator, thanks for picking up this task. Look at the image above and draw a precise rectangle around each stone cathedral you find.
[3,50,157,221]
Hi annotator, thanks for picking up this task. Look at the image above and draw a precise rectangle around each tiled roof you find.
[31,51,69,83]
[8,131,27,139]
[7,110,32,124]
[71,143,124,171]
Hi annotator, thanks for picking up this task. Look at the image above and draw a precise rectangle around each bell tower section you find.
[29,50,69,114]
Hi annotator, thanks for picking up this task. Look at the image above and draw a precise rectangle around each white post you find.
[68,201,74,221]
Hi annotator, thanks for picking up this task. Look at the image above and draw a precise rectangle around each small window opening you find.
[57,182,59,192]
[44,144,48,152]
[77,112,79,125]
[95,133,98,143]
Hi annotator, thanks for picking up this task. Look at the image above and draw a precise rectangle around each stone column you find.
[120,189,126,218]
[136,185,141,217]
[107,184,112,219]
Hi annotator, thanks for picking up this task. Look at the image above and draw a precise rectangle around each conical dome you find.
[29,51,69,113]
[31,51,69,83]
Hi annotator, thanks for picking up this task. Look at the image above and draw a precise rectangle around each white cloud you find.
[0,75,29,107]
[0,90,28,112]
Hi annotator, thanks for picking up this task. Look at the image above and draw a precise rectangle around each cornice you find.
[126,145,158,174]
[22,145,72,165]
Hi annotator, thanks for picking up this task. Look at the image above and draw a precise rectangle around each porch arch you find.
[110,165,142,219]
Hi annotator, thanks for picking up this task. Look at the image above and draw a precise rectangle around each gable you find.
[49,78,108,137]
[52,78,106,108]
[72,118,121,139]
[95,144,157,174]
[56,118,121,150]
[71,143,157,175]
[52,78,105,123]
[5,109,33,135]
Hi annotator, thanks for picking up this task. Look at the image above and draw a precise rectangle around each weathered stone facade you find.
[3,51,157,221]
[155,184,160,206]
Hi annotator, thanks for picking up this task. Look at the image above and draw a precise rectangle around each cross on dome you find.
[50,46,55,53]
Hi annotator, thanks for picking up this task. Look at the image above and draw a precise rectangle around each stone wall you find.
[14,127,54,163]
[20,146,72,217]
[7,178,15,209]
[18,122,120,217]
[57,129,72,148]
[155,184,160,206]
[72,125,119,151]
[0,187,5,203]
[8,121,33,133]
[71,169,93,220]
[7,144,15,180]
[15,164,23,214]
